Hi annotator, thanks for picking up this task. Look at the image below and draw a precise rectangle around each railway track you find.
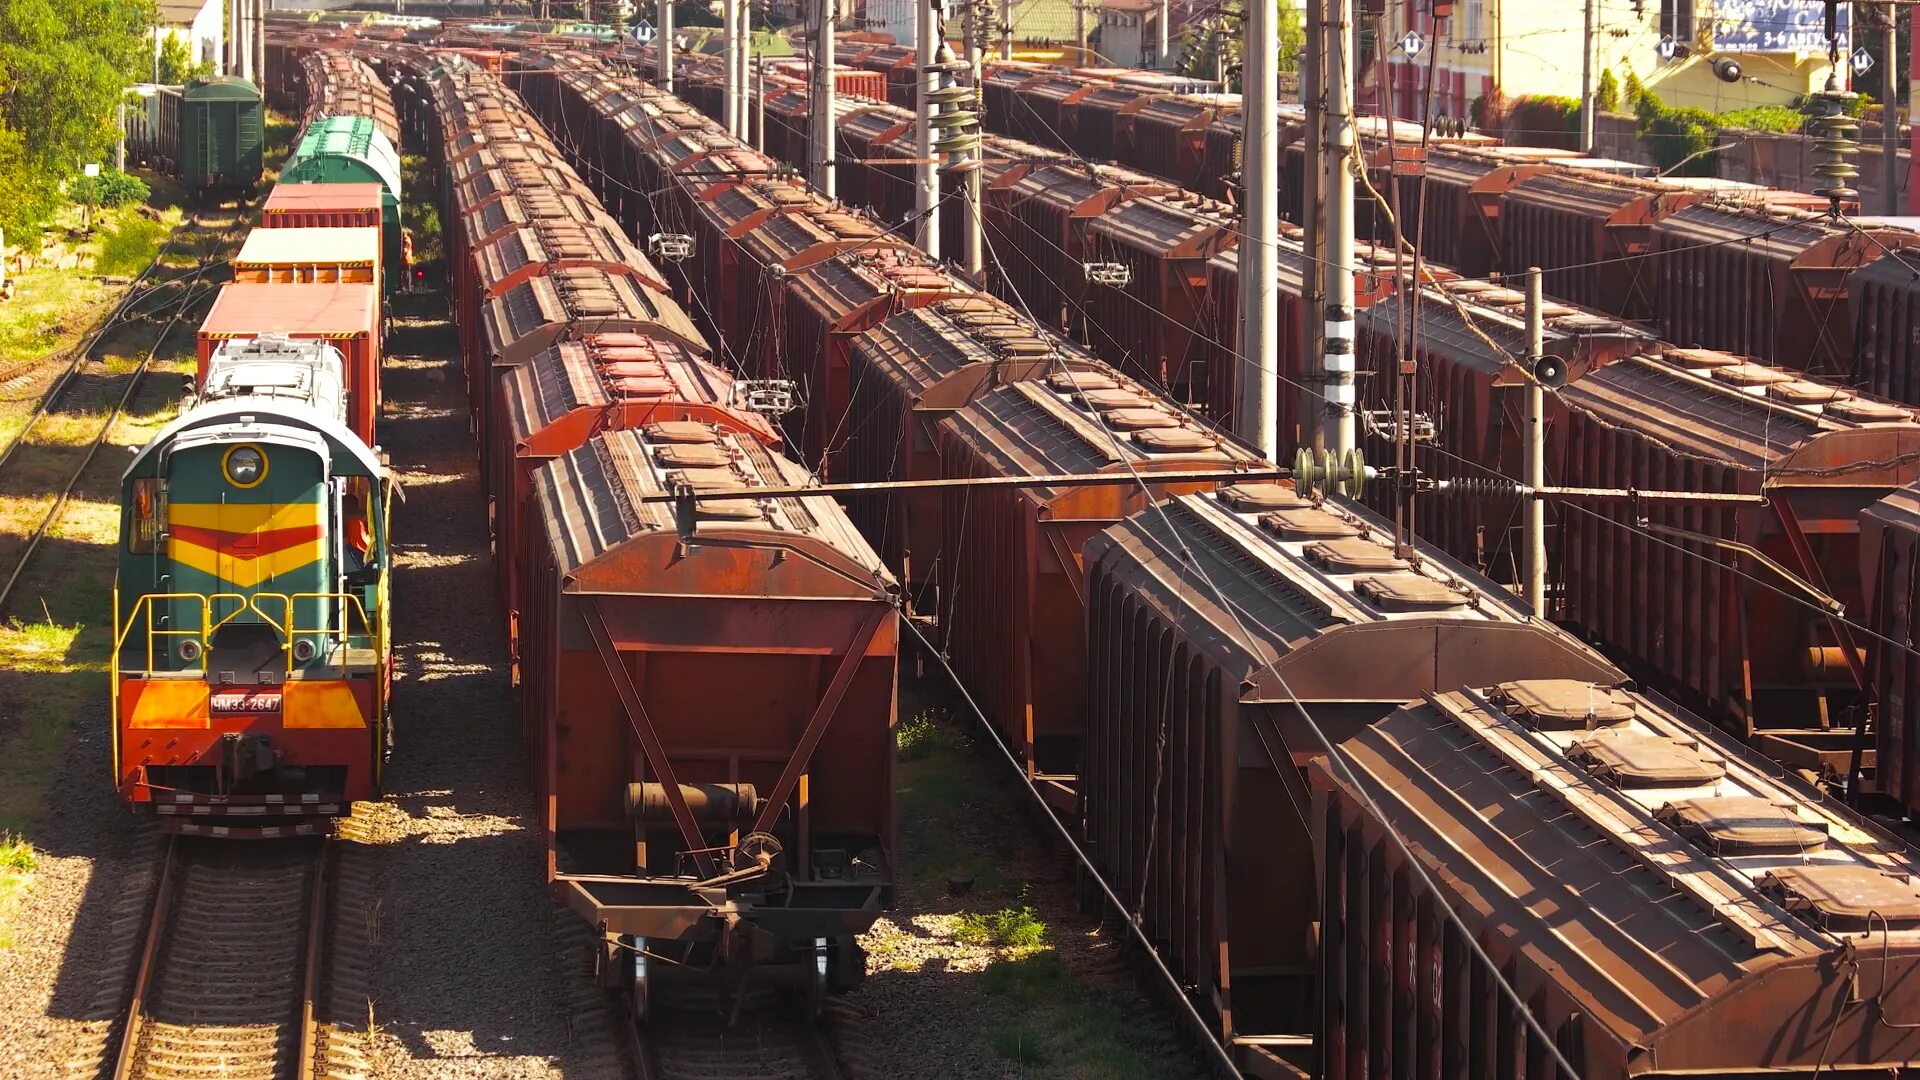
[633,993,850,1080]
[101,814,377,1080]
[0,202,253,615]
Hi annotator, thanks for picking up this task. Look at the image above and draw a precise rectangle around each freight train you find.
[495,45,1920,1075]
[385,45,896,1011]
[112,48,400,832]
[121,75,266,194]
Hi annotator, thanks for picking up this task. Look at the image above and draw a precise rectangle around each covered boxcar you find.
[1079,192,1235,397]
[523,425,898,1012]
[1316,679,1920,1078]
[1848,248,1920,405]
[122,76,265,193]
[1081,487,1624,1069]
[1863,483,1920,814]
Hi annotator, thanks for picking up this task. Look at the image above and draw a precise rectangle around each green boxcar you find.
[179,77,265,191]
[280,116,405,274]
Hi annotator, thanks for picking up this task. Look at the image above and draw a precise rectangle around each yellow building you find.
[1380,0,1847,122]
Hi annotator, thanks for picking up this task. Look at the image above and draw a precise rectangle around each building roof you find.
[154,0,214,25]
[199,283,379,338]
[234,227,381,268]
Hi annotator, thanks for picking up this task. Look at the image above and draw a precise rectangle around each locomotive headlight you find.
[223,444,266,488]
[291,639,317,663]
[178,639,202,663]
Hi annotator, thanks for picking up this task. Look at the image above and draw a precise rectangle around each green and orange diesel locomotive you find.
[113,334,392,834]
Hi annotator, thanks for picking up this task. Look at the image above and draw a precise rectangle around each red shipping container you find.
[261,181,384,232]
[198,282,382,445]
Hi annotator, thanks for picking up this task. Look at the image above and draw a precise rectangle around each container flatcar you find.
[198,282,382,446]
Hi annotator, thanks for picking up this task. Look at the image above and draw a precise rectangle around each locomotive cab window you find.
[128,478,166,554]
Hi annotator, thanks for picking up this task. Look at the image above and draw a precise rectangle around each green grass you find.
[955,903,1047,950]
[95,215,168,278]
[990,1025,1048,1066]
[0,833,33,949]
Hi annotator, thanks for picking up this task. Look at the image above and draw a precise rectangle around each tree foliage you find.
[1175,0,1305,90]
[1595,69,1619,113]
[156,32,213,85]
[0,0,157,242]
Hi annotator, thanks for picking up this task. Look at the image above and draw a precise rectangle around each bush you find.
[955,904,1047,949]
[1596,69,1620,112]
[1719,105,1807,134]
[1623,71,1645,108]
[68,169,149,208]
[1506,94,1582,149]
[96,216,165,277]
[1633,90,1722,176]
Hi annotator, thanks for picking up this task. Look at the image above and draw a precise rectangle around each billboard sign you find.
[1713,0,1848,54]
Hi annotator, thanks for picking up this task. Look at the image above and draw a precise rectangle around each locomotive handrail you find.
[116,590,380,679]
[114,592,250,674]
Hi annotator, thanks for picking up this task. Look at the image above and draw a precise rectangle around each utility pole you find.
[961,0,985,278]
[753,52,766,148]
[815,0,837,198]
[739,1,753,138]
[659,0,675,92]
[1578,0,1595,150]
[724,0,741,136]
[1321,0,1356,457]
[255,0,266,93]
[1156,0,1168,69]
[915,0,942,257]
[1075,0,1088,65]
[1524,268,1547,615]
[1299,0,1323,453]
[1885,1,1901,216]
[1239,0,1278,458]
[999,0,1012,59]
[117,100,126,171]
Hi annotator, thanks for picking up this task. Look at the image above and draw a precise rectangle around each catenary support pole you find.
[1322,0,1356,457]
[1885,2,1901,216]
[915,0,942,257]
[1299,0,1323,453]
[1238,0,1278,458]
[660,0,675,92]
[963,0,984,278]
[816,0,837,197]
[1524,268,1547,615]
[1000,0,1013,59]
[1578,0,1595,150]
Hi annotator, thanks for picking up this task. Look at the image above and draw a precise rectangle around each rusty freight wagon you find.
[1847,248,1920,406]
[472,267,703,463]
[1554,349,1920,769]
[493,333,779,681]
[1862,483,1920,814]
[1062,82,1146,163]
[1124,93,1235,194]
[1315,679,1920,1078]
[933,370,1259,793]
[838,298,1099,607]
[1648,200,1915,375]
[523,425,898,1014]
[772,247,966,474]
[1081,487,1624,1073]
[197,282,382,446]
[1199,106,1242,204]
[1079,192,1235,398]
[986,163,1171,339]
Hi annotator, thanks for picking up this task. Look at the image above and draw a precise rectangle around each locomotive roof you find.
[531,427,893,598]
[1316,681,1920,1073]
[1084,488,1622,703]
